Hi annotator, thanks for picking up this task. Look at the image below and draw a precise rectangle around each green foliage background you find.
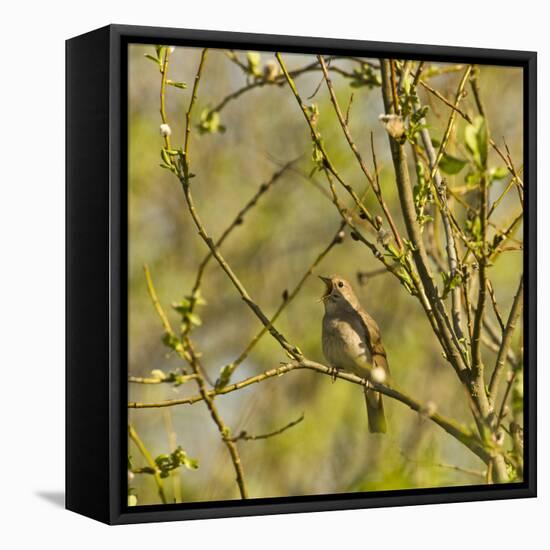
[128,45,523,505]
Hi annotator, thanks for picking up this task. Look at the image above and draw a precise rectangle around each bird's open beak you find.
[318,276,333,300]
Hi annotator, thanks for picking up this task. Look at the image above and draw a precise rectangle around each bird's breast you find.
[322,314,371,375]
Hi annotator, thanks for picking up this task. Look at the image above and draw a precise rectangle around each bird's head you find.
[319,275,359,311]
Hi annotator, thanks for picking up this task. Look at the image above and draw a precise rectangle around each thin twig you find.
[470,172,490,415]
[482,317,519,369]
[143,264,191,363]
[230,414,305,442]
[276,52,378,229]
[419,78,524,187]
[317,55,403,249]
[128,424,167,504]
[487,280,506,333]
[129,373,198,385]
[488,276,524,402]
[160,48,172,151]
[162,410,182,503]
[416,66,472,351]
[176,52,301,362]
[356,267,388,285]
[178,174,300,358]
[184,48,208,165]
[344,92,355,125]
[469,66,486,117]
[400,451,485,478]
[227,221,346,376]
[389,59,401,115]
[211,56,360,115]
[144,260,249,498]
[183,160,296,335]
[185,337,249,499]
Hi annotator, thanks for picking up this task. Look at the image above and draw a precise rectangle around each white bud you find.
[379,113,405,139]
[420,400,437,418]
[263,60,280,82]
[377,228,390,246]
[150,369,166,380]
[160,123,172,137]
[168,46,176,54]
[128,470,135,482]
[371,366,386,384]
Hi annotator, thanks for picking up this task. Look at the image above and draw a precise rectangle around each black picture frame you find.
[66,24,537,525]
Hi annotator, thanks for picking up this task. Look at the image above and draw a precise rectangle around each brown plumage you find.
[320,275,389,433]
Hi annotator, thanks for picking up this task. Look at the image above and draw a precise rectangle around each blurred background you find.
[128,45,523,505]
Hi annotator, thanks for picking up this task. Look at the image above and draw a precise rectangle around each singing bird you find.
[320,275,389,433]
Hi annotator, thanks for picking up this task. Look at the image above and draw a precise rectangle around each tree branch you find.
[379,59,468,380]
[470,172,489,413]
[419,78,524,188]
[226,221,346,379]
[488,275,524,403]
[211,56,362,115]
[415,66,471,351]
[184,336,249,499]
[183,159,296,335]
[128,424,167,504]
[275,52,378,229]
[317,55,404,249]
[230,414,305,442]
[129,357,491,463]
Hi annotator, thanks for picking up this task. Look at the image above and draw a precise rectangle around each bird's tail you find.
[365,388,387,434]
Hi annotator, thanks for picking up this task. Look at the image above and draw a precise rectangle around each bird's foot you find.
[330,367,341,383]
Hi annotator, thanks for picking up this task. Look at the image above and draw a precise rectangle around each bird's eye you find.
[337,281,344,288]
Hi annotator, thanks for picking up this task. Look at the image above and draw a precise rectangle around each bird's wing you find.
[357,309,390,374]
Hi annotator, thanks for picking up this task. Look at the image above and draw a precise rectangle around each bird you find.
[319,275,389,433]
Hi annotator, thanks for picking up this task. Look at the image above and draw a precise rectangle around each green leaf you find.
[162,333,182,353]
[246,52,261,64]
[187,312,202,327]
[465,171,481,189]
[464,116,488,169]
[464,122,478,160]
[512,370,523,414]
[216,364,234,390]
[154,446,199,478]
[441,271,464,299]
[144,54,161,65]
[198,109,225,134]
[506,462,518,482]
[160,148,172,166]
[438,153,468,175]
[305,103,320,126]
[172,298,191,315]
[349,64,381,89]
[417,213,433,227]
[167,80,187,89]
[490,166,509,180]
[191,289,207,306]
[183,456,199,470]
[246,52,262,76]
[465,215,483,252]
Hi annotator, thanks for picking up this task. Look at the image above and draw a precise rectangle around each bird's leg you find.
[330,366,341,383]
